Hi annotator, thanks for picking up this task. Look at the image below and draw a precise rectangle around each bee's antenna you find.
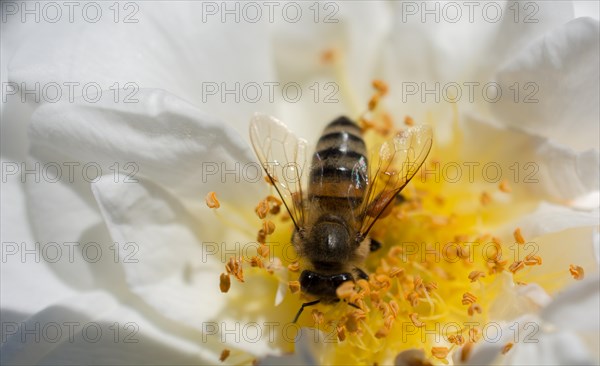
[293,299,321,323]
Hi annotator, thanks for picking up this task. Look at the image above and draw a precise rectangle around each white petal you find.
[491,17,600,151]
[507,330,597,365]
[463,315,597,365]
[488,273,552,321]
[7,3,278,138]
[0,292,218,365]
[91,175,225,331]
[259,328,323,365]
[463,115,599,202]
[29,88,266,208]
[1,292,118,364]
[272,2,391,141]
[541,275,600,331]
[512,202,599,240]
[574,1,600,20]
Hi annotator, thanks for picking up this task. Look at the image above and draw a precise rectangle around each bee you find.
[249,114,432,322]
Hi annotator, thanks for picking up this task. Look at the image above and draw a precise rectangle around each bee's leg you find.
[354,267,369,281]
[293,299,321,323]
[348,302,362,310]
[370,238,382,252]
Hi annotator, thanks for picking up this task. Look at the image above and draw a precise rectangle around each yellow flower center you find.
[212,48,584,365]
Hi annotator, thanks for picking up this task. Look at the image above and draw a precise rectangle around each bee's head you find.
[309,214,352,265]
[299,270,353,301]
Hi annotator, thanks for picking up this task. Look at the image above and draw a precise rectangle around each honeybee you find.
[249,114,432,322]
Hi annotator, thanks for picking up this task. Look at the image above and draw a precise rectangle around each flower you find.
[1,1,598,365]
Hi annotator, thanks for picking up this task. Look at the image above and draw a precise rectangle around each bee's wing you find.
[357,125,433,237]
[249,114,308,230]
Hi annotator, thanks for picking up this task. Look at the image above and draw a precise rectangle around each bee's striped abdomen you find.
[308,116,368,209]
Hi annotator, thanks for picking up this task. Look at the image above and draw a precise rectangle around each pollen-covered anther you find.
[256,229,267,244]
[372,274,392,290]
[413,275,425,292]
[389,267,404,278]
[514,228,526,244]
[219,273,231,293]
[468,270,486,282]
[431,347,449,359]
[502,342,514,355]
[264,175,277,185]
[255,200,269,219]
[508,260,525,274]
[384,315,395,329]
[372,79,389,95]
[226,257,244,282]
[336,324,346,341]
[249,256,264,268]
[524,254,542,266]
[262,220,275,235]
[569,264,584,280]
[407,292,420,307]
[257,244,270,258]
[409,313,425,327]
[389,300,400,317]
[499,180,512,193]
[287,262,300,272]
[336,281,357,300]
[321,48,336,63]
[368,94,380,111]
[468,303,482,316]
[488,258,508,274]
[480,191,492,205]
[359,117,375,132]
[404,115,414,126]
[462,292,477,305]
[378,302,390,317]
[469,328,481,342]
[311,309,324,325]
[205,191,221,209]
[344,313,361,333]
[288,281,300,294]
[424,281,438,292]
[448,334,465,346]
[356,279,371,296]
[375,327,389,339]
[219,349,231,362]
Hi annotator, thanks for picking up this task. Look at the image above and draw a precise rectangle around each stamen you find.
[569,264,585,280]
[205,191,221,209]
[502,342,513,355]
[431,347,449,359]
[219,273,231,293]
[468,271,486,282]
[287,262,300,272]
[499,180,512,193]
[513,228,525,244]
[288,281,301,294]
[219,349,231,362]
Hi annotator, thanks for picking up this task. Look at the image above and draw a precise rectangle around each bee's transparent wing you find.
[249,114,308,230]
[357,125,433,237]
